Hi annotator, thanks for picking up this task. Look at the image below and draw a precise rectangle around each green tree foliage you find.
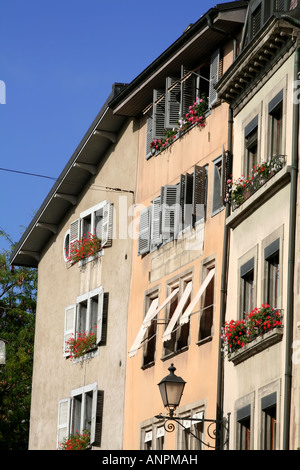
[0,231,37,450]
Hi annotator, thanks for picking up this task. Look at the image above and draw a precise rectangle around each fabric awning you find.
[162,281,193,342]
[180,268,215,325]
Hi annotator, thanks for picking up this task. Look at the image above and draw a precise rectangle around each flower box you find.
[221,305,283,364]
[65,327,97,360]
[67,233,102,266]
[59,430,90,450]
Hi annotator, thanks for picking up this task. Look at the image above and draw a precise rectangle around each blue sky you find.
[0,0,219,252]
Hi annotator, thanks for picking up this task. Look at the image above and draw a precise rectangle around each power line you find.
[0,166,134,194]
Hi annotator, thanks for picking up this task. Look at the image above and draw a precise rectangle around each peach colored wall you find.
[123,101,229,449]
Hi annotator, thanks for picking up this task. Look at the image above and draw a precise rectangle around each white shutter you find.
[150,196,162,250]
[180,268,215,325]
[64,304,77,356]
[102,202,113,247]
[209,49,220,107]
[69,219,80,255]
[153,90,165,139]
[162,281,193,341]
[165,77,180,129]
[161,185,179,240]
[57,398,71,448]
[138,207,151,255]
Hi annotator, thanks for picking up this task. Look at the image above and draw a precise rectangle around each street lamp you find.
[155,363,230,449]
[157,364,186,417]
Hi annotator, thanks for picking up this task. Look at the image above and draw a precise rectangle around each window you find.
[66,200,113,262]
[261,393,277,450]
[163,277,192,357]
[237,405,251,450]
[142,292,159,368]
[178,411,204,450]
[57,383,104,449]
[156,426,165,450]
[137,165,207,255]
[240,258,255,318]
[269,90,283,157]
[64,287,108,357]
[212,156,223,215]
[264,238,280,308]
[244,116,258,176]
[198,265,215,341]
[143,429,153,450]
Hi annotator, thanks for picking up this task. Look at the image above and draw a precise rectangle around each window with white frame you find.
[137,165,207,256]
[261,392,277,450]
[236,405,251,450]
[64,287,108,357]
[177,410,204,450]
[244,115,258,177]
[240,258,255,319]
[57,382,104,449]
[268,90,283,158]
[65,200,113,263]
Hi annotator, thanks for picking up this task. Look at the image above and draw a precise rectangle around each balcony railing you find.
[228,154,286,211]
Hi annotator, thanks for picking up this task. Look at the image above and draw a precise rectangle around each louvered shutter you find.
[69,219,80,256]
[90,384,99,445]
[184,173,194,229]
[93,390,104,447]
[99,292,109,346]
[138,207,151,255]
[209,49,220,107]
[153,90,165,139]
[101,202,113,247]
[165,77,180,129]
[193,165,206,223]
[161,185,179,240]
[57,398,71,448]
[180,66,196,118]
[64,305,77,356]
[150,196,162,250]
[146,107,153,159]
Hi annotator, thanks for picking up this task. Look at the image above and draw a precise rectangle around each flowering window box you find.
[227,154,286,211]
[221,305,283,365]
[150,97,207,156]
[67,233,103,266]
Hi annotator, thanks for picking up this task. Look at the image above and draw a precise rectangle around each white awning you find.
[128,288,179,357]
[179,268,215,325]
[162,281,193,342]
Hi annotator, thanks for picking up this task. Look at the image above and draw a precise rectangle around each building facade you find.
[216,0,300,450]
[11,84,138,450]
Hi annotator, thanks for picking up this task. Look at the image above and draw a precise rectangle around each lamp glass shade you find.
[158,364,186,411]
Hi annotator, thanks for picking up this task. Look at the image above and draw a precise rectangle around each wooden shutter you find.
[153,90,165,139]
[165,77,180,129]
[64,305,77,356]
[102,202,113,247]
[138,207,151,255]
[93,390,104,447]
[150,196,162,250]
[184,173,194,229]
[180,66,196,118]
[146,107,153,159]
[209,49,220,107]
[193,165,206,223]
[161,185,179,240]
[69,219,80,254]
[57,398,71,448]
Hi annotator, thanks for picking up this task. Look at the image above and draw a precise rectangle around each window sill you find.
[67,250,104,268]
[228,328,283,366]
[226,165,291,229]
[161,345,189,361]
[196,335,212,347]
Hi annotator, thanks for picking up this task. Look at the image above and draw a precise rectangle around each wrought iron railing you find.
[230,154,286,211]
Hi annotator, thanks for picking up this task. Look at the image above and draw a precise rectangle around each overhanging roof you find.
[10,84,128,268]
[109,2,248,117]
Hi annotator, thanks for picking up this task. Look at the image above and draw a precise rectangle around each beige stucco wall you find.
[28,118,138,450]
[223,52,295,449]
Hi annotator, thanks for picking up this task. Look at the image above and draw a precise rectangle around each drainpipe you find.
[283,44,299,450]
[216,105,233,450]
